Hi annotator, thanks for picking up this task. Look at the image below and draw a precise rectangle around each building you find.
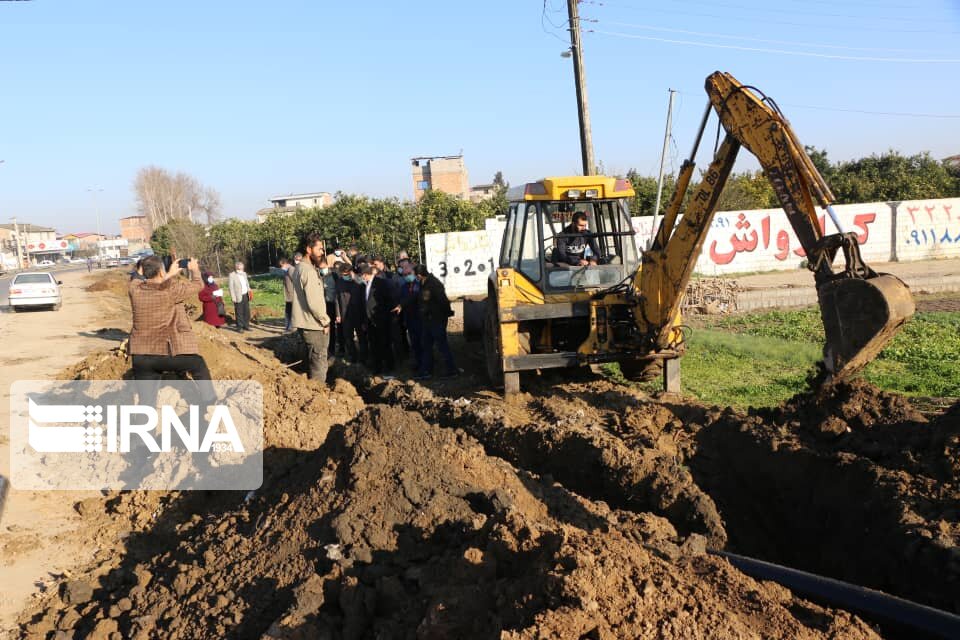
[0,223,65,265]
[62,232,106,252]
[468,183,498,203]
[120,215,152,243]
[256,191,334,223]
[411,155,470,201]
[97,238,129,259]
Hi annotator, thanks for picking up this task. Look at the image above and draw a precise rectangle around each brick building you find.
[411,155,470,201]
[120,215,152,243]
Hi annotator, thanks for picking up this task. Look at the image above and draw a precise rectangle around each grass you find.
[678,307,960,407]
[223,274,287,321]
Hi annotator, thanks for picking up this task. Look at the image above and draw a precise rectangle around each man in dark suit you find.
[361,264,395,375]
[334,262,365,364]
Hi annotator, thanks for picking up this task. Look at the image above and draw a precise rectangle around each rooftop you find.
[269,192,331,202]
[0,223,55,233]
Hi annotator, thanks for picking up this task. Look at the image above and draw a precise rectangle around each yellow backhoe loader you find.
[477,71,915,394]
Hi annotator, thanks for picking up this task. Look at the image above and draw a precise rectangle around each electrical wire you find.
[662,0,946,24]
[541,0,570,44]
[671,89,960,120]
[587,29,960,63]
[596,20,952,54]
[590,1,960,35]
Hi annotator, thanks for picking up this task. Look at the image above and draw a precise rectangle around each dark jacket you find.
[418,275,453,323]
[334,277,364,323]
[365,277,394,326]
[398,279,421,325]
[553,224,600,266]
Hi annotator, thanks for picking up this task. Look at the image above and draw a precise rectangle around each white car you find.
[37,260,56,268]
[8,272,62,311]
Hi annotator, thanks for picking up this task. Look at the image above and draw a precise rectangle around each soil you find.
[7,274,960,638]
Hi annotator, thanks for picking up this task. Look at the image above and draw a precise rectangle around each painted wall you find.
[424,198,956,297]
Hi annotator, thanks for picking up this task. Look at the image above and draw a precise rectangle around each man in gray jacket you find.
[292,231,332,382]
[228,261,251,332]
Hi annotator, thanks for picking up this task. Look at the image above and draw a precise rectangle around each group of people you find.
[276,234,459,384]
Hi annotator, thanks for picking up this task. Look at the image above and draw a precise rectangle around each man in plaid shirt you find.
[128,254,215,407]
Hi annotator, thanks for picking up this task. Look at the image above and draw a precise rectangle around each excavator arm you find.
[637,71,914,381]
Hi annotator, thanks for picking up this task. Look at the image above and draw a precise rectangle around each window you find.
[417,180,430,190]
[500,204,517,267]
[14,273,54,284]
[518,204,542,282]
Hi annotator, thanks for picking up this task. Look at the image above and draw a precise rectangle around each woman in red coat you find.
[198,272,226,328]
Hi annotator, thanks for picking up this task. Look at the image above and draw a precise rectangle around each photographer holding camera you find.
[128,252,215,407]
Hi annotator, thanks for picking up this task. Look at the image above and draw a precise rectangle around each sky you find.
[1,0,959,235]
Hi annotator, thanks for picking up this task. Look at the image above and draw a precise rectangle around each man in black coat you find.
[553,211,601,266]
[414,264,457,379]
[361,264,395,375]
[334,262,366,363]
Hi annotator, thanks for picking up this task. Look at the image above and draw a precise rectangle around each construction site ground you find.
[1,268,958,639]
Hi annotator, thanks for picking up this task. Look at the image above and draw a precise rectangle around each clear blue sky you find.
[1,0,958,234]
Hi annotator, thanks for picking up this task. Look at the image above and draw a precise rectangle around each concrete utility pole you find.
[650,89,677,249]
[11,216,24,270]
[566,0,595,176]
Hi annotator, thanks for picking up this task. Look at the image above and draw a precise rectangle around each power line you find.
[672,89,960,119]
[665,0,946,24]
[592,1,960,35]
[597,20,952,54]
[588,29,960,63]
[541,0,569,44]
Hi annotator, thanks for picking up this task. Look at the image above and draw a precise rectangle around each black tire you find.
[484,298,504,386]
[11,306,20,313]
[619,358,663,382]
[462,297,486,341]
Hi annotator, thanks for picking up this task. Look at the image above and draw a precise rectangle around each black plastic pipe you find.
[711,549,960,639]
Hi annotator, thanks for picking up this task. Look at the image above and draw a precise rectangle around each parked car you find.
[36,260,56,267]
[8,272,62,311]
[118,256,134,266]
[106,258,119,268]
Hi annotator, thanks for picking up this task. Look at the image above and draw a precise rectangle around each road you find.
[0,269,129,632]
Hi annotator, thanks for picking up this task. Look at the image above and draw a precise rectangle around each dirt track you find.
[7,272,960,638]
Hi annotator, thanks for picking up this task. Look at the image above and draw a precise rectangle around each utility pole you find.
[11,216,24,271]
[87,187,103,259]
[650,89,677,249]
[566,0,595,176]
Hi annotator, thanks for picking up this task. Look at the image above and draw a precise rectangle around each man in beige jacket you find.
[292,231,331,382]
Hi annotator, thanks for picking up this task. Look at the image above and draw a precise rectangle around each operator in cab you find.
[554,211,600,267]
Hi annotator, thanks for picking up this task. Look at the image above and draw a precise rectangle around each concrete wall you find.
[425,197,959,297]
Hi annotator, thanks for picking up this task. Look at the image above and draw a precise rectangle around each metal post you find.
[11,216,24,270]
[567,0,595,176]
[650,89,677,249]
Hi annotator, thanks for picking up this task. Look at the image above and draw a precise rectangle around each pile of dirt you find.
[336,369,959,617]
[18,406,879,639]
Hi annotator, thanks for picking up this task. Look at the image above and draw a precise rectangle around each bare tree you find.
[134,166,222,229]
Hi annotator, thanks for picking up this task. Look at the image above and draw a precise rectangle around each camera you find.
[178,258,191,269]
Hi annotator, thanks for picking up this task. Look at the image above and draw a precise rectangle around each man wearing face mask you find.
[228,261,252,332]
[361,264,395,376]
[414,264,457,379]
[335,262,365,364]
[392,259,422,374]
[291,232,332,382]
[318,256,338,358]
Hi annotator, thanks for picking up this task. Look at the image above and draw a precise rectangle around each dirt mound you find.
[18,406,879,639]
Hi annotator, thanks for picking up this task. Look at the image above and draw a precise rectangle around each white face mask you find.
[206,276,214,284]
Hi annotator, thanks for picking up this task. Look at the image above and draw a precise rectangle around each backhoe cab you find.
[481,176,683,394]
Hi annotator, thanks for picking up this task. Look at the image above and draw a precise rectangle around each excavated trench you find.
[341,367,960,619]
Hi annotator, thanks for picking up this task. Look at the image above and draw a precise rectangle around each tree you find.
[134,166,222,230]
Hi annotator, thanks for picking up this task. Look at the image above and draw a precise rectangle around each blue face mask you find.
[404,274,416,283]
[341,275,352,282]
[319,267,329,276]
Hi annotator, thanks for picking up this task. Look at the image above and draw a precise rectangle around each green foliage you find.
[151,189,499,276]
[714,171,778,211]
[805,147,960,203]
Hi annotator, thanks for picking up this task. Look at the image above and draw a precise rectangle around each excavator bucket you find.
[817,273,915,380]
